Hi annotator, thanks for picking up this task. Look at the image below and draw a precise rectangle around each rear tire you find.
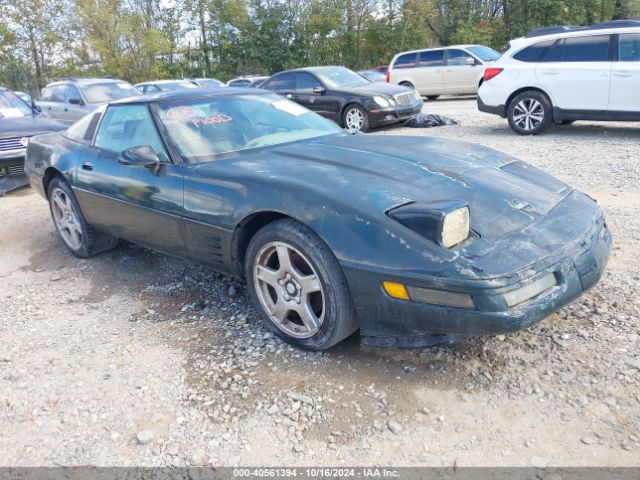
[427,95,440,100]
[245,218,357,350]
[507,90,552,135]
[47,177,118,258]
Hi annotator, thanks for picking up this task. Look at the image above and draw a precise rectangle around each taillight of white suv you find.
[483,68,504,81]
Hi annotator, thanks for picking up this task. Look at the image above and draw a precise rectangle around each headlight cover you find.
[373,96,390,108]
[387,201,471,249]
[441,206,470,248]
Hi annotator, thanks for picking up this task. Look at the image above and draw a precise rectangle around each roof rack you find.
[526,19,640,38]
[591,19,640,29]
[526,25,585,38]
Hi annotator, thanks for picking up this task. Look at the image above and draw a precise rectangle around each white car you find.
[387,45,501,99]
[478,20,640,135]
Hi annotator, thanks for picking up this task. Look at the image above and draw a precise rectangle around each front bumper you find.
[344,217,611,347]
[368,102,423,127]
[0,150,28,194]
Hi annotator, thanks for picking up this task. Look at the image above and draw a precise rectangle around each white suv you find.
[478,20,640,134]
[388,45,501,99]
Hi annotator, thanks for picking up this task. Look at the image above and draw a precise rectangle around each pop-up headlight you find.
[388,201,471,249]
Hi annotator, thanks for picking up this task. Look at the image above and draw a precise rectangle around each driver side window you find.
[447,49,475,66]
[296,73,322,92]
[94,105,169,161]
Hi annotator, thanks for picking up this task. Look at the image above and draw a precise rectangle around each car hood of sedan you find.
[336,81,417,97]
[0,114,67,137]
[223,133,572,242]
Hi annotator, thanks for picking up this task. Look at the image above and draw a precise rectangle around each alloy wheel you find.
[512,98,544,132]
[345,107,365,131]
[253,241,325,339]
[51,187,83,250]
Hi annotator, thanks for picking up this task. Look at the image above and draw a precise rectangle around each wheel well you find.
[232,211,290,277]
[506,87,553,113]
[43,167,63,196]
[399,81,414,88]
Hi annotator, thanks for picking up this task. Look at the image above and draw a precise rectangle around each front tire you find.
[342,104,370,132]
[426,95,440,101]
[47,177,118,258]
[245,219,357,350]
[507,90,552,135]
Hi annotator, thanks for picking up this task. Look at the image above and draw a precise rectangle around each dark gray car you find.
[38,78,140,125]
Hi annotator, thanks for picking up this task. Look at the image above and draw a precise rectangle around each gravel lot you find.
[1,98,639,467]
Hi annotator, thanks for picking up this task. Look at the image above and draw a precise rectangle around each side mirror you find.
[68,97,84,105]
[117,145,160,167]
[312,86,326,95]
[34,105,43,113]
[465,57,476,66]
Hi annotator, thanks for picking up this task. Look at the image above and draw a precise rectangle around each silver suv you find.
[39,78,139,125]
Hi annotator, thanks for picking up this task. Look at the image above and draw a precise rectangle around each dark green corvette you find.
[25,88,611,349]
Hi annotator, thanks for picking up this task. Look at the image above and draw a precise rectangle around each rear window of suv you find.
[515,35,612,63]
[619,34,640,61]
[393,53,417,68]
[513,40,555,62]
[560,35,611,61]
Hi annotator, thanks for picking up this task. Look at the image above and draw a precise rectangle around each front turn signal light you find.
[383,281,409,300]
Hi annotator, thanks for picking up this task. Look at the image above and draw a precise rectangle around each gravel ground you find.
[1,98,639,467]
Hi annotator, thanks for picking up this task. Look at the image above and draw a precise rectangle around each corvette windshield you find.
[0,89,32,117]
[156,93,343,161]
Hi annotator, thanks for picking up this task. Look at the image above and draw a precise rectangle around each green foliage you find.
[0,0,637,90]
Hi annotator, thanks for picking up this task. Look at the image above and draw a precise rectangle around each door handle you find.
[81,162,94,171]
[614,71,632,77]
[542,70,559,75]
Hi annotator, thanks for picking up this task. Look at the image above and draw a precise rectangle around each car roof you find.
[137,79,194,85]
[512,20,640,45]
[46,77,128,86]
[392,45,483,58]
[109,87,270,105]
[273,66,349,75]
[525,20,640,38]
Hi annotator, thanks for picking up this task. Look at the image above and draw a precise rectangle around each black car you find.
[25,89,610,350]
[0,87,65,193]
[261,66,423,132]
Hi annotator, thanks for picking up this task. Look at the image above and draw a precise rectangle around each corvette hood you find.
[260,134,572,240]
